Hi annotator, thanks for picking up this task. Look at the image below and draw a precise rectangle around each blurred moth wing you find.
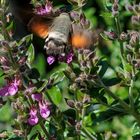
[71,23,99,48]
[28,15,54,38]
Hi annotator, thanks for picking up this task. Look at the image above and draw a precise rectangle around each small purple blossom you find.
[66,52,74,64]
[47,56,55,65]
[28,107,38,126]
[70,11,79,21]
[58,51,74,64]
[39,101,50,119]
[28,115,39,126]
[0,79,19,96]
[35,1,52,15]
[31,93,42,102]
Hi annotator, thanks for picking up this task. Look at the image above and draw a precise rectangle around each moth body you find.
[45,13,71,55]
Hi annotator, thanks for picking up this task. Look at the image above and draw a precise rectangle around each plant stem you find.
[129,78,134,110]
[40,121,50,139]
[98,75,130,111]
[75,91,81,140]
[82,127,97,140]
[98,75,140,125]
[115,17,121,35]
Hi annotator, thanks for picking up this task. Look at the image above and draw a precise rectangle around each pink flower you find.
[35,1,52,15]
[29,107,38,116]
[66,52,74,64]
[28,115,39,126]
[39,101,50,119]
[31,93,42,102]
[0,79,19,96]
[28,107,38,126]
[47,56,55,65]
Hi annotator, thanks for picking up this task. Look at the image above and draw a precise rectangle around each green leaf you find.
[6,21,14,31]
[33,54,46,77]
[102,77,121,86]
[100,12,113,18]
[47,86,62,106]
[27,43,35,64]
[98,60,109,78]
[132,123,140,139]
[0,102,12,122]
[19,34,33,46]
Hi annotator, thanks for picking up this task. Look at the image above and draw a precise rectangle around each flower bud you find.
[131,16,140,25]
[75,121,81,134]
[66,99,75,108]
[125,5,134,11]
[70,11,79,21]
[104,31,118,40]
[133,59,140,69]
[112,2,119,12]
[125,44,133,51]
[120,32,127,41]
[75,102,83,110]
[126,54,132,62]
[129,31,139,46]
[134,4,140,13]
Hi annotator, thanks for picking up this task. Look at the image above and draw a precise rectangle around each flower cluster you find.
[126,3,140,26]
[47,50,74,65]
[0,78,19,96]
[28,93,51,125]
[120,31,140,68]
[34,0,53,15]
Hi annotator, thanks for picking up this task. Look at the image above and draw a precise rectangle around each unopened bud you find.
[125,44,133,51]
[126,54,132,62]
[120,32,127,41]
[70,11,79,21]
[134,5,140,13]
[131,16,140,25]
[112,2,119,12]
[75,121,81,134]
[66,99,75,108]
[129,31,139,46]
[18,56,27,65]
[104,31,118,40]
[75,102,83,110]
[134,60,140,69]
[125,5,134,11]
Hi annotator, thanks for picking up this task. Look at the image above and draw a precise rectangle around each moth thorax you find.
[45,13,71,55]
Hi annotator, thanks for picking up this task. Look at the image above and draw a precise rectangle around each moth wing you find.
[71,24,99,48]
[28,15,54,39]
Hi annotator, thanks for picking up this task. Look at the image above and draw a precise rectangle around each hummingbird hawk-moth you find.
[8,0,97,56]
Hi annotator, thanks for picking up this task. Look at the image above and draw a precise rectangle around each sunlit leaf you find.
[47,86,62,106]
